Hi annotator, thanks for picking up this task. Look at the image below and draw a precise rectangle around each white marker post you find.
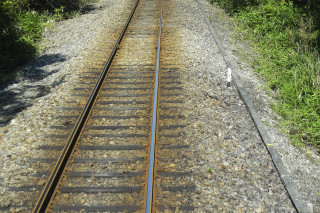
[227,67,232,87]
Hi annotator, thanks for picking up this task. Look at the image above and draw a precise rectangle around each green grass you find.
[210,0,320,149]
[0,10,49,83]
[0,0,90,83]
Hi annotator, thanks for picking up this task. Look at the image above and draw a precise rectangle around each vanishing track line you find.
[30,0,195,212]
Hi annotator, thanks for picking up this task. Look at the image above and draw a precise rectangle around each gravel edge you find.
[0,0,318,211]
[195,0,312,212]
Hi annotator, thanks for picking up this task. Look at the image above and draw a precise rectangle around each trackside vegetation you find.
[0,0,90,83]
[209,0,320,149]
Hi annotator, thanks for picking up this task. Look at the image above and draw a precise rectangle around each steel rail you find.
[32,1,140,212]
[145,0,163,212]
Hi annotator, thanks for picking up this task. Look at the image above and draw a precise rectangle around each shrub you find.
[0,0,89,83]
[209,0,260,13]
[211,0,320,148]
[28,0,85,12]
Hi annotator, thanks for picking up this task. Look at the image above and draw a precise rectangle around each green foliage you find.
[28,0,84,12]
[0,0,34,82]
[209,0,260,13]
[291,0,320,45]
[211,0,320,148]
[18,11,44,42]
[0,0,89,83]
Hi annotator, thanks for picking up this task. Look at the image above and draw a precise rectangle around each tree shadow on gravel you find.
[79,4,103,15]
[0,53,68,127]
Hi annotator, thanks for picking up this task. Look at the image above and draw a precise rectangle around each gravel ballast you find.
[0,0,319,212]
[195,0,320,212]
[0,0,135,210]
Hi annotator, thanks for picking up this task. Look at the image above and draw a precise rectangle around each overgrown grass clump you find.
[0,0,88,83]
[209,0,320,149]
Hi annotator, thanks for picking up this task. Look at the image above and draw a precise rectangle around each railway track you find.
[26,0,195,212]
[0,0,304,212]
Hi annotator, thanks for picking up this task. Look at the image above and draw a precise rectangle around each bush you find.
[209,0,259,13]
[211,0,320,148]
[0,1,45,82]
[28,0,85,12]
[0,0,88,83]
[0,1,32,82]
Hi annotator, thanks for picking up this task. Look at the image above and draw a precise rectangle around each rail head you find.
[145,0,163,212]
[32,1,140,212]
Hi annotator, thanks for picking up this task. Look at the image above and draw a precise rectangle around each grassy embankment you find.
[0,0,90,83]
[209,0,320,149]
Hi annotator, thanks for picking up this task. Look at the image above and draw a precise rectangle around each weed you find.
[0,0,91,83]
[18,11,44,42]
[208,168,214,174]
[210,0,320,149]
